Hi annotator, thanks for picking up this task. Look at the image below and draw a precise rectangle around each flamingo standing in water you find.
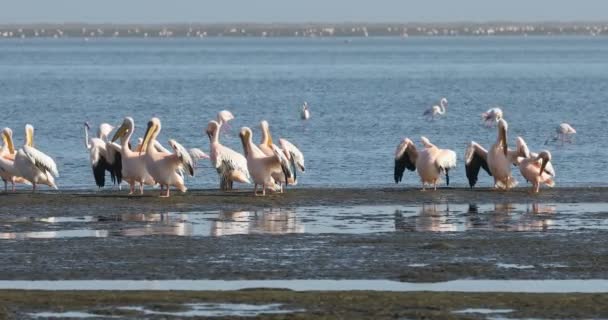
[545,123,576,145]
[301,102,310,120]
[423,98,448,120]
[394,136,457,191]
[481,107,504,127]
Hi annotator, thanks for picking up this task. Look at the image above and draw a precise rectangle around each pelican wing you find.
[168,139,195,177]
[394,139,417,184]
[465,141,491,188]
[508,137,530,165]
[105,142,123,185]
[270,144,294,183]
[435,149,457,186]
[216,145,250,189]
[22,145,59,178]
[279,138,305,172]
[189,148,210,165]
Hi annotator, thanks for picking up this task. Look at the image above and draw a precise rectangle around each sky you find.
[0,0,607,23]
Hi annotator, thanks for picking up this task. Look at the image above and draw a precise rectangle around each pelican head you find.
[217,110,234,125]
[140,117,161,154]
[98,123,114,141]
[538,150,552,175]
[420,136,432,148]
[497,119,508,156]
[2,128,15,154]
[395,138,413,158]
[206,120,220,139]
[440,98,448,108]
[25,124,34,148]
[111,117,135,142]
[239,127,253,156]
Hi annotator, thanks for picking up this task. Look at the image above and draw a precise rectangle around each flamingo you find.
[394,136,457,191]
[423,98,448,120]
[111,117,157,194]
[545,123,576,145]
[481,107,503,127]
[258,120,303,192]
[301,102,310,120]
[140,117,195,197]
[13,124,59,191]
[206,120,250,191]
[84,122,122,189]
[0,128,30,191]
[239,127,293,196]
[465,119,527,190]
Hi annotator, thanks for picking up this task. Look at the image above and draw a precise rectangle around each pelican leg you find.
[139,182,144,195]
[262,183,266,196]
[433,180,437,191]
[3,180,7,192]
[12,182,16,192]
[421,182,426,192]
[32,183,36,193]
[129,182,135,195]
[254,183,258,196]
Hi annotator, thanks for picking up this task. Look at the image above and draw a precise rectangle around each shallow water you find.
[0,202,606,239]
[3,279,608,293]
[1,37,607,190]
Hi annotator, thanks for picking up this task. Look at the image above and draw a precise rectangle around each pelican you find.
[111,117,157,194]
[14,124,59,191]
[465,119,525,190]
[394,136,456,191]
[206,120,250,191]
[513,138,555,193]
[140,117,195,197]
[217,109,235,134]
[301,102,310,120]
[545,123,576,145]
[84,122,122,189]
[0,128,30,191]
[423,98,448,120]
[481,107,503,127]
[258,120,303,191]
[239,127,292,196]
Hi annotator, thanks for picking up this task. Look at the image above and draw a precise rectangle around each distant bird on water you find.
[423,98,448,120]
[301,102,310,120]
[545,123,576,145]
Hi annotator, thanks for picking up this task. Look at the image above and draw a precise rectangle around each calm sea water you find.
[0,37,607,190]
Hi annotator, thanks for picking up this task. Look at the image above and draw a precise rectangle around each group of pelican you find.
[398,104,561,193]
[0,125,58,191]
[79,111,305,197]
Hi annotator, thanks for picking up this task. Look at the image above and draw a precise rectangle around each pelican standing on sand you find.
[0,128,30,191]
[14,124,59,191]
[301,102,310,120]
[258,120,302,192]
[481,107,503,127]
[512,138,556,193]
[140,118,195,197]
[546,123,576,145]
[423,98,448,120]
[84,122,122,189]
[394,136,457,191]
[239,127,292,196]
[206,120,250,190]
[111,117,157,194]
[465,119,525,189]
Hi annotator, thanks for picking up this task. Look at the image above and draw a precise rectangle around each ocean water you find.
[0,37,606,190]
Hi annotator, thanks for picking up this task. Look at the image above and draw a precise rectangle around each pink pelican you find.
[84,122,122,189]
[206,120,250,190]
[13,124,59,191]
[513,138,555,193]
[239,127,293,196]
[394,136,456,191]
[546,123,576,145]
[258,120,304,192]
[423,98,448,120]
[481,107,503,127]
[0,128,30,191]
[140,118,195,197]
[301,102,310,120]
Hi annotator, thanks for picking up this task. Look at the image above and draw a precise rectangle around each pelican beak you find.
[25,125,34,148]
[299,164,306,172]
[501,127,508,157]
[140,121,155,155]
[111,124,128,142]
[239,129,250,157]
[539,158,548,176]
[2,130,15,154]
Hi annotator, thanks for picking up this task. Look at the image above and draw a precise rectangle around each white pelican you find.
[239,127,292,196]
[14,124,59,191]
[394,136,456,191]
[465,119,526,189]
[206,120,250,191]
[217,109,235,134]
[513,138,555,193]
[111,117,157,194]
[258,120,303,191]
[301,102,310,120]
[140,117,195,197]
[423,98,448,120]
[481,107,503,127]
[84,122,122,189]
[545,123,576,145]
[0,128,30,191]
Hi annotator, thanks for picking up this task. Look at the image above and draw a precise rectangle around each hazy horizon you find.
[1,0,607,24]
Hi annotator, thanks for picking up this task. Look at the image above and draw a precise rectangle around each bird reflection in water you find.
[100,212,193,237]
[395,204,458,232]
[212,208,303,236]
[467,203,555,232]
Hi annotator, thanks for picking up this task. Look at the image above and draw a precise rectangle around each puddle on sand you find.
[453,308,514,314]
[28,311,102,318]
[1,202,607,239]
[497,263,535,270]
[2,279,608,293]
